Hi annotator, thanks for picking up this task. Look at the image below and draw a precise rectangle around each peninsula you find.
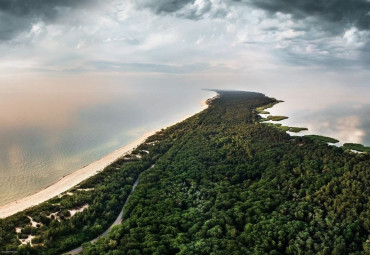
[0,91,369,255]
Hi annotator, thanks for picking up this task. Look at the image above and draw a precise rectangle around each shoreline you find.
[0,131,155,219]
[0,99,212,219]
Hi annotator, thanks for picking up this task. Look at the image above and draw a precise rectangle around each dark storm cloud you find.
[133,0,228,20]
[246,0,370,31]
[0,0,96,40]
[238,0,370,67]
[136,0,370,33]
[137,0,195,14]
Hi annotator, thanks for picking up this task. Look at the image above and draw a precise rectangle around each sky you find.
[1,0,370,77]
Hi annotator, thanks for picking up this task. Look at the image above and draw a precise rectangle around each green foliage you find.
[1,91,369,255]
[263,123,307,133]
[0,146,157,253]
[255,100,283,114]
[343,143,370,152]
[304,135,340,144]
[82,91,369,254]
[288,127,308,133]
[261,115,289,122]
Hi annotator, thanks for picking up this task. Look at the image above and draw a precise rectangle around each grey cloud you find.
[135,0,194,14]
[133,0,370,33]
[236,0,370,68]
[177,1,212,19]
[132,0,228,20]
[245,0,370,32]
[361,41,370,66]
[0,0,97,40]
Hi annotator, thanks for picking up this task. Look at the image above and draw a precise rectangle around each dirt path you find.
[65,177,140,254]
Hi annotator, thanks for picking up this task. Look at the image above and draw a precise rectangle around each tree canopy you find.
[0,91,369,254]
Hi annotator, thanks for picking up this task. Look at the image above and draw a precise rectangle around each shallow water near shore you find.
[208,78,370,147]
[0,77,215,206]
[259,85,370,147]
[1,73,369,206]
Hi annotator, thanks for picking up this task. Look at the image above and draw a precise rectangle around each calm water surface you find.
[0,78,214,205]
[260,85,370,146]
[0,75,369,205]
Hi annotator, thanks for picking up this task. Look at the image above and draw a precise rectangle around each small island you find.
[343,143,370,152]
[304,135,340,144]
[263,122,308,133]
[261,115,289,122]
[256,101,307,133]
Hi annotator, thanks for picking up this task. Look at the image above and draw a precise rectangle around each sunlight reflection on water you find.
[0,73,369,205]
[0,76,215,205]
[261,89,370,146]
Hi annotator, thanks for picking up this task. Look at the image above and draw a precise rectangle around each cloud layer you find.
[0,0,370,74]
[0,0,100,40]
[248,0,370,31]
[133,0,370,32]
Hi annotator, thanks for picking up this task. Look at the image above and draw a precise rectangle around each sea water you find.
[0,73,369,205]
[0,75,215,205]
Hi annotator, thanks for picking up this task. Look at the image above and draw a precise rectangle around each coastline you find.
[0,99,212,219]
[0,131,154,219]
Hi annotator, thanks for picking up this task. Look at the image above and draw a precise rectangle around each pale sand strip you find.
[0,99,213,219]
[0,131,155,219]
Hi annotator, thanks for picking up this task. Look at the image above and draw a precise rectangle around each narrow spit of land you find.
[0,91,369,255]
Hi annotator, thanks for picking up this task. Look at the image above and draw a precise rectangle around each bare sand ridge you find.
[0,99,212,219]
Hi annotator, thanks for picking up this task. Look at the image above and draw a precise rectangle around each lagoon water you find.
[260,85,370,146]
[212,77,370,147]
[0,74,369,206]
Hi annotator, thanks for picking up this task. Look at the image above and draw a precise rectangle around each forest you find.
[0,91,369,254]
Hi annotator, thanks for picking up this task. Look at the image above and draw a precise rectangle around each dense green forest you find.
[0,91,369,254]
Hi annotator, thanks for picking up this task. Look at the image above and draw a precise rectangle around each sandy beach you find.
[0,99,212,219]
[0,131,154,219]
